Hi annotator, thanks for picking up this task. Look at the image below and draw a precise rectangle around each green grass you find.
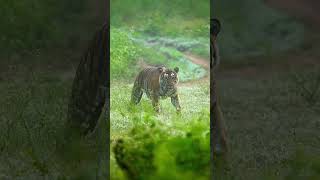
[110,81,210,179]
[2,64,319,179]
[110,63,320,179]
[110,81,210,135]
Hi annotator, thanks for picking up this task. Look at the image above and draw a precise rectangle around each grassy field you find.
[110,81,210,179]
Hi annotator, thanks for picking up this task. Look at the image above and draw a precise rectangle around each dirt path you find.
[184,52,209,70]
[179,52,210,86]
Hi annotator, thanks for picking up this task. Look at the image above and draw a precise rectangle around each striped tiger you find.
[210,18,228,156]
[131,66,181,113]
[67,24,109,135]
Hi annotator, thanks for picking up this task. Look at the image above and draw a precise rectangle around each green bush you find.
[111,28,142,78]
[112,109,210,180]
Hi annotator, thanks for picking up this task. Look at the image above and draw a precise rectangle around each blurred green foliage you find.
[113,114,210,180]
[111,0,209,37]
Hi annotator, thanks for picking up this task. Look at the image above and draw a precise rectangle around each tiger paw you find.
[213,143,228,157]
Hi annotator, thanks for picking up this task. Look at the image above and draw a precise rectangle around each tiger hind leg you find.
[131,83,143,105]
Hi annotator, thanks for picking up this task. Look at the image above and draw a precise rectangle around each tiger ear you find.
[158,67,165,72]
[174,67,179,73]
[210,18,221,36]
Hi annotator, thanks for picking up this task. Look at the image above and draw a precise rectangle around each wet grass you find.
[110,80,210,179]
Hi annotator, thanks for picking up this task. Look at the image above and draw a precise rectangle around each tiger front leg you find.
[151,95,160,113]
[171,94,181,113]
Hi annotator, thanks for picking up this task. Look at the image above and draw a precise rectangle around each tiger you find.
[63,23,109,178]
[210,18,228,157]
[131,66,181,113]
[67,23,109,136]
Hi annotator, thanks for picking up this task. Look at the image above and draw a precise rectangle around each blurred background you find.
[214,0,320,179]
[0,0,107,179]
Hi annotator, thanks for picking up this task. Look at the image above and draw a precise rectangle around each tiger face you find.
[159,67,179,97]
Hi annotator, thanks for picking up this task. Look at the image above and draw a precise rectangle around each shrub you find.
[111,28,141,78]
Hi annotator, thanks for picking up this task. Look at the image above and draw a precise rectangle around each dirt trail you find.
[184,52,210,70]
[179,52,210,86]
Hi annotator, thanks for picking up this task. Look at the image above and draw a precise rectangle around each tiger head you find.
[159,67,179,97]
